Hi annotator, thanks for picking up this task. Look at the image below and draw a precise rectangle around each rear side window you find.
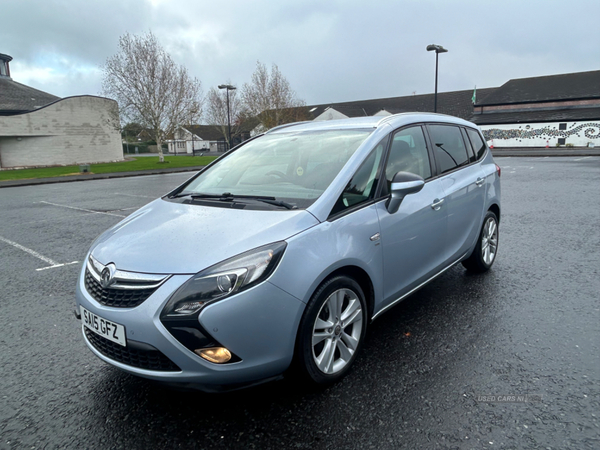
[466,128,487,160]
[461,128,477,163]
[428,125,469,174]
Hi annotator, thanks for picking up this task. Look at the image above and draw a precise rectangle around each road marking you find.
[0,235,79,271]
[574,156,591,161]
[114,193,156,199]
[36,261,80,272]
[40,201,126,217]
[0,235,58,265]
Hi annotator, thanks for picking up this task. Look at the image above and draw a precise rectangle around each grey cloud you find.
[1,0,598,104]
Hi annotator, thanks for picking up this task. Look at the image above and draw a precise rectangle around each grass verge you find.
[0,155,218,182]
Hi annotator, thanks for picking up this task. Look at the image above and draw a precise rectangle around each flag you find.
[472,86,476,104]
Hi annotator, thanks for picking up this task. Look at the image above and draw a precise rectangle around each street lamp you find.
[426,44,448,113]
[218,84,236,150]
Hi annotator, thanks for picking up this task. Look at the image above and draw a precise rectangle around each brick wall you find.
[0,96,123,169]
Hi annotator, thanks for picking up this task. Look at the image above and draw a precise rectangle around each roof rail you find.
[265,121,311,134]
[376,111,451,127]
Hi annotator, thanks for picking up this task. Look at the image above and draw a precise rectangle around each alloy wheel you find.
[481,217,498,265]
[311,288,364,374]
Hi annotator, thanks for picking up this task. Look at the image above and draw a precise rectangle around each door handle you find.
[431,198,444,210]
[475,177,485,186]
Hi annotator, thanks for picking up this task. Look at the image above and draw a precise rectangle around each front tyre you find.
[296,276,367,385]
[462,210,499,273]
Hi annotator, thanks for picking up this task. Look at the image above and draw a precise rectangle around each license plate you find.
[81,306,126,347]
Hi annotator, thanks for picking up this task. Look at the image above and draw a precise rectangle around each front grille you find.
[85,268,157,308]
[85,328,181,372]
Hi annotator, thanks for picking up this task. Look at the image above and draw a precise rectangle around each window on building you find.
[558,138,566,145]
[428,125,469,174]
[559,123,567,131]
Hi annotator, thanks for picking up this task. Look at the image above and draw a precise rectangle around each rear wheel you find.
[296,276,367,385]
[462,211,499,273]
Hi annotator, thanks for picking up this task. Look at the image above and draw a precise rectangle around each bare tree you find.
[242,61,308,130]
[101,31,203,162]
[205,85,243,148]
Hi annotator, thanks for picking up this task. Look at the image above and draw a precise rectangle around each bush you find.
[122,142,153,154]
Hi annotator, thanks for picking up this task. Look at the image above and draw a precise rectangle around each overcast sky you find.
[2,0,599,107]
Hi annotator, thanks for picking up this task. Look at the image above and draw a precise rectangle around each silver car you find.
[75,113,501,391]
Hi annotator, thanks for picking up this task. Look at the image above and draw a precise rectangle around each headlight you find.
[161,241,287,317]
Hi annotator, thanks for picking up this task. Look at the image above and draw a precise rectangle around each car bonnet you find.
[90,198,319,274]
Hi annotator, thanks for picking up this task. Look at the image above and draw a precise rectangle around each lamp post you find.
[426,44,448,113]
[218,84,236,150]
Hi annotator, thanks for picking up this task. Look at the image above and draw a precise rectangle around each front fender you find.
[269,203,383,308]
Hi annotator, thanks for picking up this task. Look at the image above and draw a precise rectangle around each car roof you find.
[266,113,477,134]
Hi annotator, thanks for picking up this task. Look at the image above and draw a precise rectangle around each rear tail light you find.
[495,164,501,177]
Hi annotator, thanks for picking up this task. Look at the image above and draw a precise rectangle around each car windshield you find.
[181,129,372,209]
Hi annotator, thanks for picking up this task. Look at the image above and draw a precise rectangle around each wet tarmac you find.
[1,157,598,449]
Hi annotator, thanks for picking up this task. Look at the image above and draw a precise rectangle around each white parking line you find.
[36,261,80,272]
[0,235,78,271]
[0,235,57,265]
[40,201,126,218]
[574,156,591,161]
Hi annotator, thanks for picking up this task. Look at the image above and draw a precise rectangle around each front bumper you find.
[75,263,306,390]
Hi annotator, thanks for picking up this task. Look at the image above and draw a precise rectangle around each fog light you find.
[195,347,232,364]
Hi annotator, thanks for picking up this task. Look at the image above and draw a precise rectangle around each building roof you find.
[476,70,600,106]
[184,125,226,141]
[183,117,260,140]
[304,88,498,122]
[471,107,600,125]
[0,77,60,115]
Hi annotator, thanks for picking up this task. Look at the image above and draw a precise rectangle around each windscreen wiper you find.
[169,192,192,198]
[190,193,297,209]
[190,192,246,201]
[254,198,297,210]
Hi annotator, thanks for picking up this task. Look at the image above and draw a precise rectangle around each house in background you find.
[0,52,123,169]
[168,119,259,154]
[167,125,225,154]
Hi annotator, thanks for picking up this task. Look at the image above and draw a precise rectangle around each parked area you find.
[0,157,598,449]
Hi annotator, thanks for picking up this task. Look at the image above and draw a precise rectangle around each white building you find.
[0,53,123,169]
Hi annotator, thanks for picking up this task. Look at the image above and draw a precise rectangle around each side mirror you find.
[387,171,425,214]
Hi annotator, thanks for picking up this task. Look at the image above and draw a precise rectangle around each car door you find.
[375,125,448,311]
[426,124,486,262]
